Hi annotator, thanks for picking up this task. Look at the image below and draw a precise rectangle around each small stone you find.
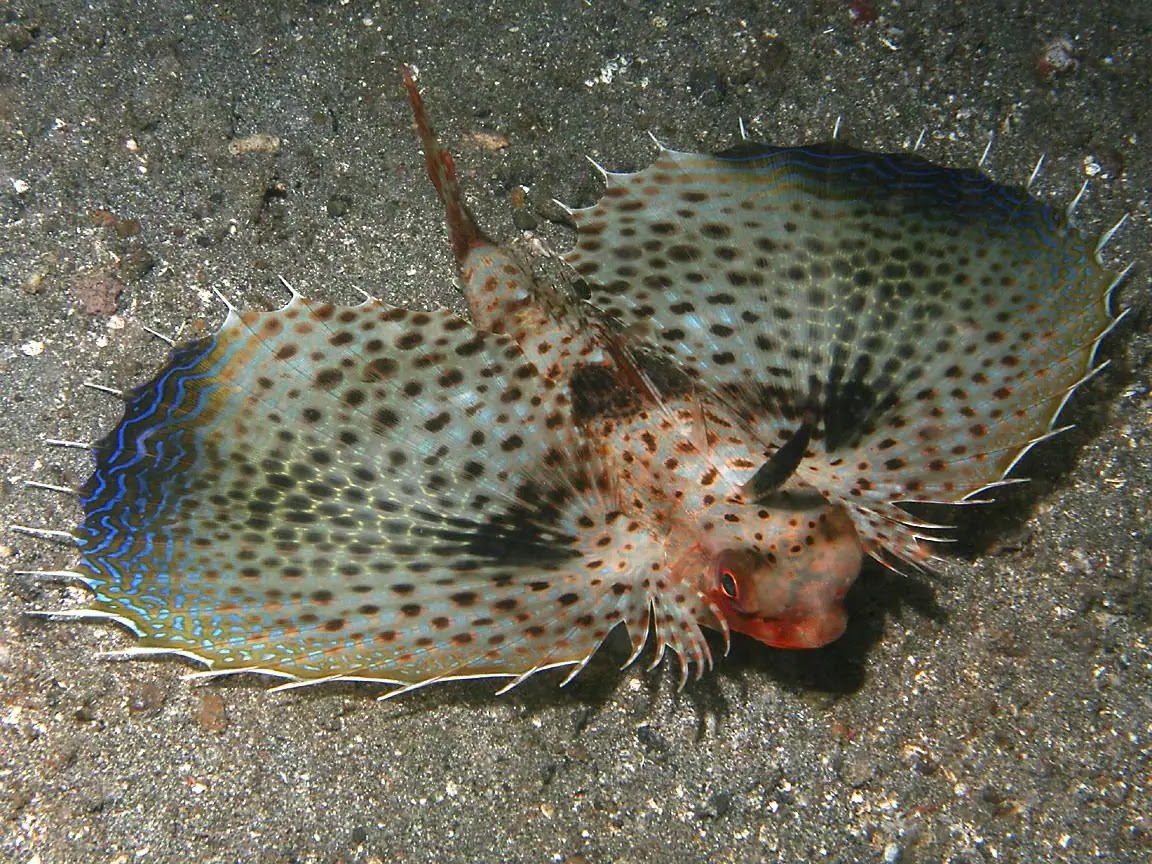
[512,209,537,231]
[839,748,875,788]
[326,194,352,218]
[0,23,36,52]
[114,218,141,239]
[127,681,166,714]
[197,690,228,732]
[228,133,281,156]
[119,246,156,281]
[71,271,124,316]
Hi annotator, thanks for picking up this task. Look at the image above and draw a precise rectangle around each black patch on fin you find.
[822,378,876,451]
[570,350,692,424]
[819,344,899,451]
[410,505,581,568]
[570,364,645,423]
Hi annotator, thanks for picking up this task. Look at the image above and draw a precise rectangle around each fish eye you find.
[719,569,739,600]
[715,549,759,605]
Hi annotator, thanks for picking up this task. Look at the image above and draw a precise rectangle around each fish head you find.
[702,496,863,649]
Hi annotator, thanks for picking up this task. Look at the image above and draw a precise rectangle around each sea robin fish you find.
[18,67,1126,696]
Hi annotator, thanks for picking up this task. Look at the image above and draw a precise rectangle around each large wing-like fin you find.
[72,296,668,689]
[564,143,1123,561]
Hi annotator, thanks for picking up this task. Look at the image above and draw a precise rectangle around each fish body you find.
[38,68,1123,695]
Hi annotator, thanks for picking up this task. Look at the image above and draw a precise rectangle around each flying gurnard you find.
[18,67,1126,697]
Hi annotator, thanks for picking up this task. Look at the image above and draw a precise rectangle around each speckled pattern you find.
[566,142,1120,564]
[75,298,646,686]
[66,109,1118,693]
[1,2,1149,863]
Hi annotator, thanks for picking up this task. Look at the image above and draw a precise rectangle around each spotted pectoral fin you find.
[74,295,658,690]
[566,143,1122,562]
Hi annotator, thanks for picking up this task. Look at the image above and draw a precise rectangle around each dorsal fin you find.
[401,64,486,263]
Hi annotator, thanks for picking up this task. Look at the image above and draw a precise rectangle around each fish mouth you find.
[727,603,849,650]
